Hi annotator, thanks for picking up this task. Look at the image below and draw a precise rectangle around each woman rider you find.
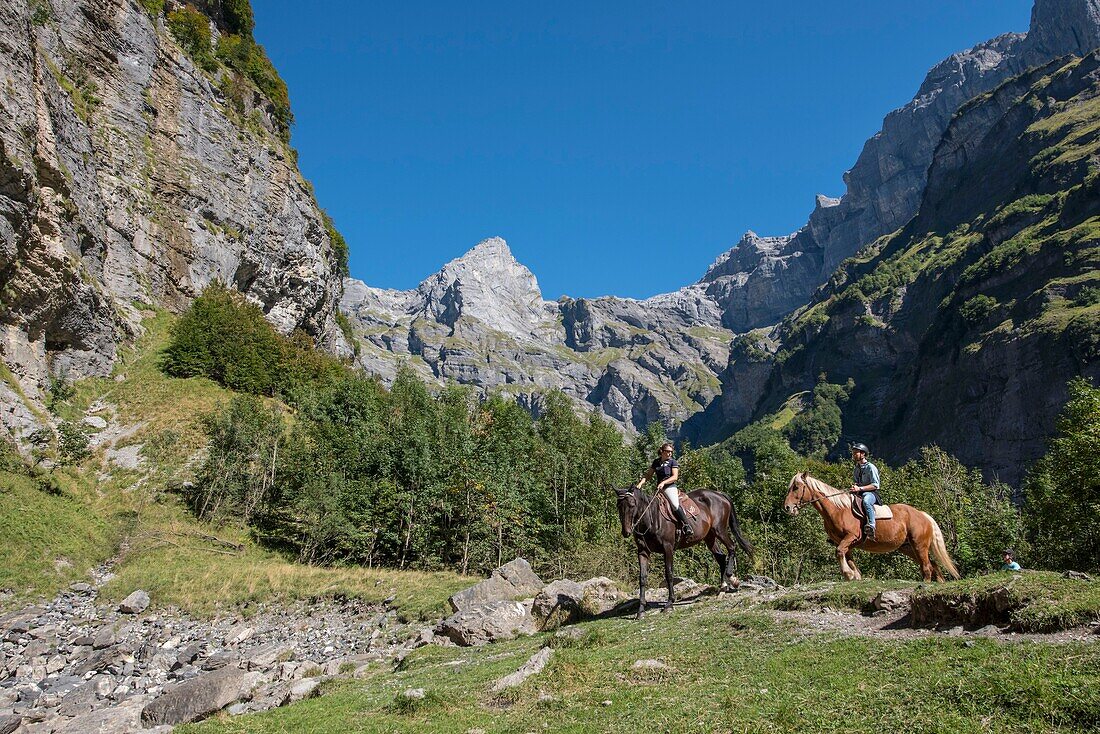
[636,442,693,536]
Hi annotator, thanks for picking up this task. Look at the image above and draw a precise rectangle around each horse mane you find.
[799,473,850,510]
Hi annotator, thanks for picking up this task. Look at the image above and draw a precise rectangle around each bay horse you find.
[783,472,960,581]
[614,486,754,618]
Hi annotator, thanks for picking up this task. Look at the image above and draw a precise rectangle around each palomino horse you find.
[783,472,960,581]
[615,486,754,618]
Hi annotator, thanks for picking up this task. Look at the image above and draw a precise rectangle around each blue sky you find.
[253,1,1033,299]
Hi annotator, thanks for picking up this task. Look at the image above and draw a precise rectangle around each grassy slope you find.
[1,311,469,620]
[183,596,1100,734]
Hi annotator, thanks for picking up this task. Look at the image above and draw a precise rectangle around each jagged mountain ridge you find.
[0,0,348,444]
[343,237,735,430]
[342,0,1100,438]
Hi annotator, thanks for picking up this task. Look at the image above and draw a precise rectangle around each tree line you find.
[162,284,1100,581]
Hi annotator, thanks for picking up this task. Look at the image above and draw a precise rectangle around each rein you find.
[795,485,853,509]
[625,488,662,535]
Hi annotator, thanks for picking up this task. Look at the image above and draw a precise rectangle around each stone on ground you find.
[532,580,584,629]
[871,590,911,613]
[438,601,529,646]
[491,647,554,691]
[448,558,543,612]
[118,590,150,615]
[141,666,248,726]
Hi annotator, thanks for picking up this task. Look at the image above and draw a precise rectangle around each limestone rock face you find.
[0,0,347,440]
[343,237,735,434]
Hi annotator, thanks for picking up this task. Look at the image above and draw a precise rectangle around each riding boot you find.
[673,506,694,536]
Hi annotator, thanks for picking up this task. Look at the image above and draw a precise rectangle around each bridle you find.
[790,477,851,509]
[619,488,661,535]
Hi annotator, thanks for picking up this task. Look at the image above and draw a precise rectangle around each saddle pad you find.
[659,492,701,523]
[853,499,894,521]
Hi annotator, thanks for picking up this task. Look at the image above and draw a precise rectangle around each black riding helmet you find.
[850,443,870,454]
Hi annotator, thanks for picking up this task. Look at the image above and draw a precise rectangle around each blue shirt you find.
[854,461,880,492]
[1002,561,1021,571]
[652,458,679,485]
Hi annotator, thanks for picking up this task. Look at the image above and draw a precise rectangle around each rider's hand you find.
[850,485,860,493]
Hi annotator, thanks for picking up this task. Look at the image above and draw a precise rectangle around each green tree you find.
[783,377,853,456]
[1024,377,1100,571]
[167,5,217,72]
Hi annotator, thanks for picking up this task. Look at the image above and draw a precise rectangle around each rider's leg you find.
[862,491,877,537]
[664,485,693,535]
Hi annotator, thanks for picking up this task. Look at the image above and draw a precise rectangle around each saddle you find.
[659,491,701,526]
[851,496,894,521]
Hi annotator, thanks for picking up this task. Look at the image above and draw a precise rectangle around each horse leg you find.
[637,553,650,620]
[707,532,729,590]
[662,549,676,613]
[847,555,863,581]
[899,542,934,582]
[713,517,741,588]
[836,534,860,581]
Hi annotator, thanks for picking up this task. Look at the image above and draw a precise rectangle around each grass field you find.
[181,597,1100,734]
[0,311,471,620]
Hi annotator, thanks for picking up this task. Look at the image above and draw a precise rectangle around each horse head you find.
[783,472,810,516]
[613,485,638,537]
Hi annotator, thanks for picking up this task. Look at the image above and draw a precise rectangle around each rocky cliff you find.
[0,0,347,443]
[688,50,1100,483]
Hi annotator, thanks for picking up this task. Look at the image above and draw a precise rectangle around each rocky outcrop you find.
[0,0,348,442]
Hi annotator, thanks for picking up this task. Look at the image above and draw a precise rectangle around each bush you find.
[57,421,90,465]
[167,5,217,72]
[958,294,998,326]
[322,211,349,277]
[1024,377,1100,572]
[162,283,285,395]
[216,34,293,135]
[222,0,255,35]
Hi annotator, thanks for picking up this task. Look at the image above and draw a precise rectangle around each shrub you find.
[222,0,255,36]
[216,34,293,135]
[322,211,349,277]
[959,294,998,326]
[167,5,217,72]
[783,377,853,457]
[57,421,90,465]
[162,283,284,395]
[139,0,164,16]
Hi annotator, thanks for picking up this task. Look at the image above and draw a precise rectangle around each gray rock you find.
[438,601,530,647]
[0,715,20,734]
[82,416,108,430]
[288,678,320,703]
[118,591,150,615]
[92,626,116,650]
[871,590,911,613]
[491,647,553,691]
[141,666,248,726]
[448,558,544,613]
[1063,571,1092,581]
[55,697,148,734]
[531,580,584,629]
[579,577,627,616]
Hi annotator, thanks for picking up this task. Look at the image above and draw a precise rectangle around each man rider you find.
[849,443,880,541]
[637,442,693,536]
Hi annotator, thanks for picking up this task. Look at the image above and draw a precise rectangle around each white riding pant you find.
[662,484,680,509]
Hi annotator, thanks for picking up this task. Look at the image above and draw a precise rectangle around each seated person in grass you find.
[1001,550,1021,571]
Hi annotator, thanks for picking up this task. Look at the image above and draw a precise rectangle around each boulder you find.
[141,665,248,726]
[579,577,627,616]
[55,697,147,733]
[1064,570,1092,581]
[438,601,529,646]
[0,715,20,734]
[448,558,544,613]
[491,647,553,691]
[532,580,584,629]
[871,590,911,613]
[118,591,150,615]
[288,678,321,703]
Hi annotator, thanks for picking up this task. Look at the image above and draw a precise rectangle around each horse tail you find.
[727,500,755,561]
[924,512,961,580]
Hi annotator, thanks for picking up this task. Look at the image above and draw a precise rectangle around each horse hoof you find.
[661,605,674,614]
